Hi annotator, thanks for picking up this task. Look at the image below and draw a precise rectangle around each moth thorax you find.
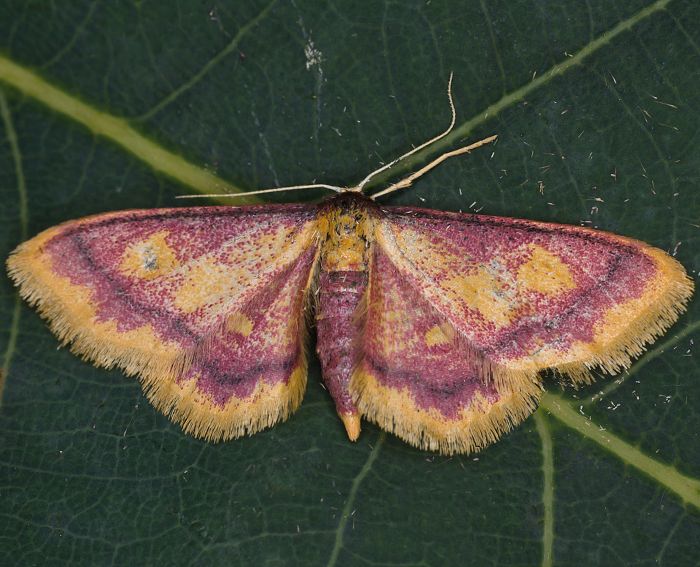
[320,207,372,272]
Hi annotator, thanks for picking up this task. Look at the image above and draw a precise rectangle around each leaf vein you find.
[326,432,386,567]
[0,89,27,406]
[540,393,700,509]
[0,56,254,202]
[365,0,673,190]
[534,412,555,567]
[585,320,700,406]
[135,0,279,122]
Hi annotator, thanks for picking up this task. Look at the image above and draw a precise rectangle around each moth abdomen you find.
[315,196,375,441]
[315,269,368,441]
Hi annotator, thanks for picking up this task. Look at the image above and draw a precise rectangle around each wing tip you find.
[553,249,694,384]
[7,235,183,375]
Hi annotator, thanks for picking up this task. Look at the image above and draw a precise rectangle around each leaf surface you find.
[1,1,699,565]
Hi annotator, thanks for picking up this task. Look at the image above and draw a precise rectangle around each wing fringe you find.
[351,366,541,455]
[544,247,694,385]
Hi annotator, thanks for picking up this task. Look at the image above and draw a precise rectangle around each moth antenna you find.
[353,72,458,192]
[176,183,344,200]
[370,134,498,199]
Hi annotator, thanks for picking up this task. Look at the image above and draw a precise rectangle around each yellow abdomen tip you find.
[340,412,361,441]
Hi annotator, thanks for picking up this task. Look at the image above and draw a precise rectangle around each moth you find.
[6,89,694,455]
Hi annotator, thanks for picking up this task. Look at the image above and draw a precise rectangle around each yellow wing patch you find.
[424,324,453,347]
[173,257,248,314]
[444,269,515,329]
[226,312,254,337]
[516,244,575,296]
[119,230,180,280]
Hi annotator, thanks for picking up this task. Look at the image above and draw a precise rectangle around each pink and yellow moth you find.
[5,126,694,455]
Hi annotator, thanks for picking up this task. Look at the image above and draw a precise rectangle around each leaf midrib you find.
[0,2,697,566]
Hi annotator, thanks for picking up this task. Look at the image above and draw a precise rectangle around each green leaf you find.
[1,1,699,565]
